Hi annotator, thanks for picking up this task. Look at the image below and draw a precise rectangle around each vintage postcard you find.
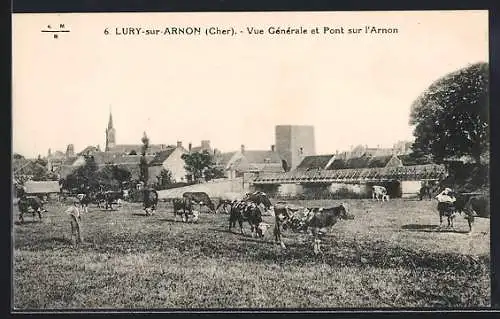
[12,10,490,310]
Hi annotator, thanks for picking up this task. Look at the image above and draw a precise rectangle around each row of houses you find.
[44,140,284,185]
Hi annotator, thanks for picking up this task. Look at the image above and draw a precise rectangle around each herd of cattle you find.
[15,184,485,254]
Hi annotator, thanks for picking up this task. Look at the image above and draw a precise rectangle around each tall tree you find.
[64,155,100,191]
[181,150,214,182]
[139,132,150,184]
[409,62,489,164]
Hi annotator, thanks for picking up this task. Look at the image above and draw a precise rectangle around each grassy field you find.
[12,198,490,309]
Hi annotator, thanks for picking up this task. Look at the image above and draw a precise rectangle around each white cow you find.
[372,185,389,202]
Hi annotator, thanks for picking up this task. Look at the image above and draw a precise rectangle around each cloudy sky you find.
[12,10,488,158]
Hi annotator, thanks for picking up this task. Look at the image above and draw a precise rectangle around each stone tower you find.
[66,144,75,157]
[105,112,116,151]
[275,125,316,172]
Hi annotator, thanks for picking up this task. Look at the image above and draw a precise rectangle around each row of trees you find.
[61,155,132,192]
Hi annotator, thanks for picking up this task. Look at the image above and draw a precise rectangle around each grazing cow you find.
[229,200,263,238]
[303,204,355,254]
[18,196,47,223]
[372,186,388,201]
[172,197,198,222]
[183,192,215,213]
[143,189,159,216]
[244,191,273,213]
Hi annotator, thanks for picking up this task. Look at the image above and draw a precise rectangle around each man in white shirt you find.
[65,198,83,246]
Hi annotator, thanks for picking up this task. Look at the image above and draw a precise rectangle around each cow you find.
[92,191,106,208]
[372,186,388,201]
[18,196,47,223]
[229,200,263,238]
[445,193,487,232]
[183,192,215,213]
[102,190,124,210]
[143,189,159,216]
[302,204,355,254]
[244,191,273,213]
[461,195,488,232]
[172,197,199,222]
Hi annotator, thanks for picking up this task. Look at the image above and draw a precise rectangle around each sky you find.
[12,11,488,158]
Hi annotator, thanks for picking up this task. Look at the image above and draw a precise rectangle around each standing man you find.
[65,198,83,246]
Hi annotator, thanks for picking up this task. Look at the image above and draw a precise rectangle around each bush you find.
[441,162,489,192]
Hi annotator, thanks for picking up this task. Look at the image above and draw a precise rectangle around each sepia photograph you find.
[12,10,490,310]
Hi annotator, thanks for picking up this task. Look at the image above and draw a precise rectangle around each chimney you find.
[241,144,245,154]
[271,145,275,152]
[177,141,182,148]
[188,143,192,152]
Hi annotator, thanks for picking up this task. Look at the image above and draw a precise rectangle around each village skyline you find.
[12,11,488,158]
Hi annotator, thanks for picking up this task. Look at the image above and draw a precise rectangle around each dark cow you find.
[183,192,215,213]
[18,196,47,223]
[94,191,107,208]
[172,197,199,222]
[229,200,263,238]
[441,193,486,232]
[143,189,159,216]
[303,204,355,254]
[102,190,124,210]
[244,191,273,213]
[436,201,460,229]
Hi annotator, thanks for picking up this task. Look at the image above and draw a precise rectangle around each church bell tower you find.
[105,112,116,151]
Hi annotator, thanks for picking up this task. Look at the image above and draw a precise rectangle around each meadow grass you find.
[12,199,490,309]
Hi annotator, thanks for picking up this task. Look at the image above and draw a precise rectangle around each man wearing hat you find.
[65,198,83,246]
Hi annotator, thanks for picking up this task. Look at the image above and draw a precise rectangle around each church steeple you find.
[105,110,116,152]
[108,112,113,129]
